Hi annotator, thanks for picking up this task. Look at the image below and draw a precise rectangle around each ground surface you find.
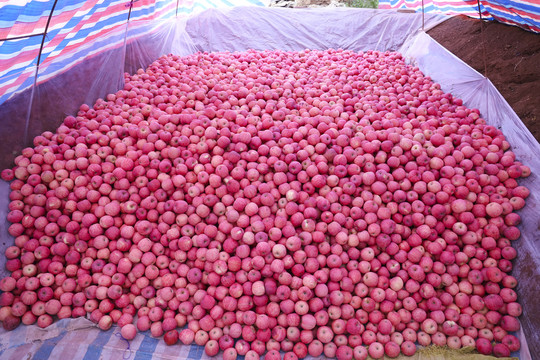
[428,15,540,141]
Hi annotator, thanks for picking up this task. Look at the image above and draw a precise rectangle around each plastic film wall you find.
[0,6,539,360]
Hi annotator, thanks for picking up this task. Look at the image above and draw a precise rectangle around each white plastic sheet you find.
[0,6,537,360]
[185,7,446,53]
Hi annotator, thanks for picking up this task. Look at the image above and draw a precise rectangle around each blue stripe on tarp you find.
[0,62,38,86]
[0,0,97,30]
[41,12,129,50]
[0,1,124,55]
[0,36,42,55]
[187,343,204,360]
[0,3,53,24]
[11,1,173,64]
[132,333,160,360]
[0,68,34,87]
[81,327,116,360]
[39,30,126,73]
[0,0,265,105]
[38,12,129,56]
[218,0,235,7]
[3,7,169,78]
[0,74,35,104]
[421,4,484,12]
[32,328,70,359]
[485,6,539,27]
[378,0,492,17]
[492,0,540,14]
[486,5,538,19]
[483,0,540,30]
[379,0,539,31]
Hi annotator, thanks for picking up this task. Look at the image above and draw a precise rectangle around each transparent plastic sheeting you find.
[0,6,537,359]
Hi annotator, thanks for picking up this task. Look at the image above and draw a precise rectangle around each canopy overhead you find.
[379,0,540,33]
[0,0,265,105]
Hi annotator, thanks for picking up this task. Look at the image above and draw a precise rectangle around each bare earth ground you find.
[428,15,540,141]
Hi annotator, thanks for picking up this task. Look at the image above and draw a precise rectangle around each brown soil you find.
[428,15,540,141]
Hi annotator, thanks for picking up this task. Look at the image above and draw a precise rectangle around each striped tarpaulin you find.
[482,0,540,32]
[379,0,540,32]
[378,0,490,17]
[0,0,265,105]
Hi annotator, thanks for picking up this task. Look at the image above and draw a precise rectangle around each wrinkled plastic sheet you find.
[0,6,538,360]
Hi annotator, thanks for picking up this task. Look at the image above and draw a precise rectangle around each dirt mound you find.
[428,15,540,141]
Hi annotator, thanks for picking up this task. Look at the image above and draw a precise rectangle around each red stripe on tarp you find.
[45,1,102,31]
[40,2,176,68]
[0,69,35,97]
[484,1,540,21]
[380,0,539,31]
[0,49,40,74]
[0,7,128,73]
[35,5,129,60]
[379,0,486,16]
[0,17,48,39]
[0,5,181,99]
[0,1,175,77]
[486,0,540,12]
[379,0,484,10]
[0,1,100,40]
[0,0,185,100]
[39,24,125,67]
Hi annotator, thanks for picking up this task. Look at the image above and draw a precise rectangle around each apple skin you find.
[0,48,530,360]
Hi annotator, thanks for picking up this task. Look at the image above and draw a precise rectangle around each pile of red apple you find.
[0,49,529,359]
